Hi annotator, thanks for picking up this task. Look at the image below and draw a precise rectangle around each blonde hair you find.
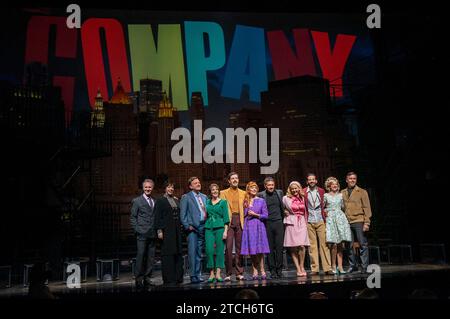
[286,181,305,198]
[324,177,340,192]
[244,181,259,208]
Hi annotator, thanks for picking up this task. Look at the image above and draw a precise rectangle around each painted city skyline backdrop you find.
[1,8,376,130]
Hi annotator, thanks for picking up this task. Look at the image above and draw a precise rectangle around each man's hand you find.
[188,225,195,232]
[157,231,163,240]
[324,210,328,218]
[363,224,370,232]
[222,230,227,240]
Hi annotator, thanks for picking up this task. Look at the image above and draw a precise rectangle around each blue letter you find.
[185,21,226,106]
[221,25,267,102]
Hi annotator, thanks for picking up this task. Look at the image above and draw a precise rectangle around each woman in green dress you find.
[205,183,230,283]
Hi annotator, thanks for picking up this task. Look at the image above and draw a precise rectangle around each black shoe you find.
[347,267,359,273]
[144,278,154,287]
[135,279,145,290]
[271,273,279,279]
[361,267,370,274]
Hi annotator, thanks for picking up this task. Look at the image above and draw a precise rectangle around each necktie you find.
[197,195,207,220]
[147,197,153,209]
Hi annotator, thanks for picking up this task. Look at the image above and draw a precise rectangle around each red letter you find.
[311,31,356,98]
[267,29,316,80]
[25,16,78,123]
[81,18,131,107]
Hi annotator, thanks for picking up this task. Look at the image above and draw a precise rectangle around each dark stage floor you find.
[1,263,450,299]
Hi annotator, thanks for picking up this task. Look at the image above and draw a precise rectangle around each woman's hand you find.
[248,210,259,218]
[284,209,290,217]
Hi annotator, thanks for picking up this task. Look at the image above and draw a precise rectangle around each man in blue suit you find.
[180,176,207,284]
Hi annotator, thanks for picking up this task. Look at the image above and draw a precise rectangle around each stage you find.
[1,263,449,299]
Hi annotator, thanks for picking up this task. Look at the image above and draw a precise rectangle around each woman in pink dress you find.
[282,181,310,277]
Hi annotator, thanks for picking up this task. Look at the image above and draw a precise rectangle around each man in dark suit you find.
[180,176,207,284]
[130,179,157,289]
[258,177,285,279]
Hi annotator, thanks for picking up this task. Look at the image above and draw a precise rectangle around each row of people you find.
[130,171,372,287]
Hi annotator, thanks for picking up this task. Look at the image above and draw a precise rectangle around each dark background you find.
[0,0,447,279]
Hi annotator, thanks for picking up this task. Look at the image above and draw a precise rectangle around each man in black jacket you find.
[257,177,285,279]
[130,179,157,289]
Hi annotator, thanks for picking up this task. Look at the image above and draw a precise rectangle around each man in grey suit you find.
[180,176,207,284]
[258,177,285,279]
[130,179,157,289]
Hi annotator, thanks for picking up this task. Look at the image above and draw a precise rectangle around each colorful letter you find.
[267,28,317,80]
[81,18,131,107]
[221,25,267,102]
[311,31,357,97]
[25,16,78,123]
[128,24,188,110]
[184,21,226,106]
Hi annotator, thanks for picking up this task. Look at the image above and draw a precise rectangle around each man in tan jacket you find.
[341,172,372,274]
[220,172,246,281]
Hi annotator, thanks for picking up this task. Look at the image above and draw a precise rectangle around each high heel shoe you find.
[260,273,267,280]
[215,277,224,282]
[252,274,259,280]
[338,268,346,274]
[207,277,216,283]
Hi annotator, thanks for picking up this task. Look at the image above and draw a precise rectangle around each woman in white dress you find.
[324,177,352,274]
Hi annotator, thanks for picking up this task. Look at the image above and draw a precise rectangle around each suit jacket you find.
[219,187,246,228]
[180,191,208,231]
[130,194,157,239]
[303,187,327,222]
[341,185,372,225]
[257,189,285,221]
[154,195,182,255]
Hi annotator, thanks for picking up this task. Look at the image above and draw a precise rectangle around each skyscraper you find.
[229,107,263,186]
[92,78,141,196]
[139,78,162,117]
[156,91,177,176]
[261,75,355,188]
[91,89,105,128]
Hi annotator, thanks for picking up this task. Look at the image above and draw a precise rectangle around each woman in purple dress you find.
[240,181,270,280]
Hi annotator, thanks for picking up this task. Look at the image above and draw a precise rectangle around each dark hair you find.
[306,173,316,179]
[263,176,275,185]
[235,289,259,299]
[163,180,174,190]
[188,176,199,186]
[346,171,357,178]
[227,172,239,181]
